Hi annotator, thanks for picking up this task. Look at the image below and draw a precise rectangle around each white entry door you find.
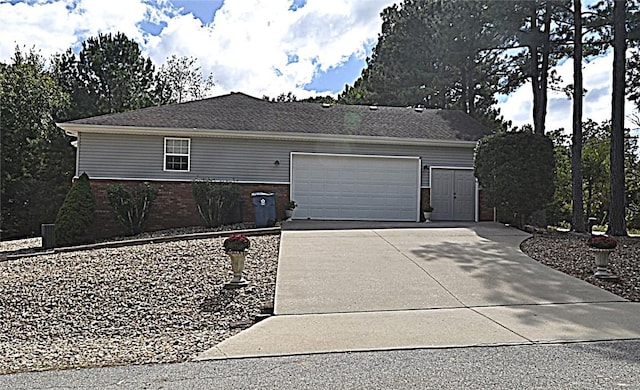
[430,168,476,221]
[291,153,420,221]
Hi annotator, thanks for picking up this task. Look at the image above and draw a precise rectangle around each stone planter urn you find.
[590,248,615,278]
[223,234,251,289]
[285,200,297,220]
[423,206,433,222]
[226,251,248,288]
[587,235,618,281]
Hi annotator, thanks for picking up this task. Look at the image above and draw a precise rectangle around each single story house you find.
[58,92,494,237]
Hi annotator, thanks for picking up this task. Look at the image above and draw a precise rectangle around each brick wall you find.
[478,190,495,221]
[420,188,431,211]
[88,179,290,239]
[420,188,431,222]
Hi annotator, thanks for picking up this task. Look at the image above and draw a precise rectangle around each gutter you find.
[57,123,480,148]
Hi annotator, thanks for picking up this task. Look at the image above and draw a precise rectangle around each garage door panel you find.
[292,154,419,221]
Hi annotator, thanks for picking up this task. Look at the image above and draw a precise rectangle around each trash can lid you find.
[251,192,274,196]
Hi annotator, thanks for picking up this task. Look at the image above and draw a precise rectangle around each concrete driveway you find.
[196,222,640,360]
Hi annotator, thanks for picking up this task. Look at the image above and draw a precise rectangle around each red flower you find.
[223,234,251,252]
[587,235,617,249]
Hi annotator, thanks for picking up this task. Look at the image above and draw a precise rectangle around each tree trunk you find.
[463,58,475,116]
[537,3,552,135]
[530,3,543,135]
[572,0,586,232]
[608,0,628,236]
[530,2,551,135]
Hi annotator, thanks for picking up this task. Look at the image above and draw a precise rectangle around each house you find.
[58,92,494,237]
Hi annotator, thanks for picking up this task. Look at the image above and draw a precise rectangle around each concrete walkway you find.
[196,222,640,360]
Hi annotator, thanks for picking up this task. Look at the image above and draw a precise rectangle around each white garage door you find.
[430,168,476,221]
[291,153,420,221]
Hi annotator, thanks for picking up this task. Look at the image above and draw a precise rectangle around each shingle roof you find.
[65,92,491,141]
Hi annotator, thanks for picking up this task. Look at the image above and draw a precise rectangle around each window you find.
[164,137,190,171]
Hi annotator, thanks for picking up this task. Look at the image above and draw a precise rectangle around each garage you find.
[290,153,421,221]
[429,168,477,221]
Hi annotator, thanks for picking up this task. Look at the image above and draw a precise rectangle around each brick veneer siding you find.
[420,188,431,222]
[478,190,495,222]
[88,179,290,239]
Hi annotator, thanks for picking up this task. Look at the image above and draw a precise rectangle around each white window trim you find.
[164,137,191,172]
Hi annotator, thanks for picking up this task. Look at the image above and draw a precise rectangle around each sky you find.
[0,0,638,133]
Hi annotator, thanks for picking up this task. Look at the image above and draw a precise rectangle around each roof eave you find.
[56,123,480,148]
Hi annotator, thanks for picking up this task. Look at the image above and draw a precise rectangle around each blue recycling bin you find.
[251,192,276,228]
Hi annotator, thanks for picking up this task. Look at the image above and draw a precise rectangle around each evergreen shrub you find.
[54,172,96,246]
[474,131,555,228]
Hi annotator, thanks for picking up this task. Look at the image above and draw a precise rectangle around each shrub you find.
[192,180,242,227]
[627,202,640,230]
[474,131,555,228]
[107,182,158,235]
[54,172,96,246]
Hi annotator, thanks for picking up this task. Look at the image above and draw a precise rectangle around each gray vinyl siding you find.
[77,132,475,187]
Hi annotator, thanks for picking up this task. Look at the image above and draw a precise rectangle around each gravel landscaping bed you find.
[521,232,640,302]
[2,226,637,375]
[0,233,280,374]
[0,237,41,253]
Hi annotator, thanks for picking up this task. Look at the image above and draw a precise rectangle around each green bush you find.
[54,172,96,246]
[627,202,640,230]
[107,182,158,235]
[474,131,555,228]
[192,180,242,227]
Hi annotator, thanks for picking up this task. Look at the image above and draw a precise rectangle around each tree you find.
[549,120,640,228]
[154,55,215,104]
[0,47,75,239]
[629,50,640,109]
[263,92,298,102]
[572,0,586,232]
[499,0,574,135]
[547,129,573,224]
[624,0,640,110]
[474,131,556,227]
[301,95,337,104]
[52,32,156,120]
[609,0,628,235]
[623,124,640,229]
[339,0,516,129]
[581,121,611,221]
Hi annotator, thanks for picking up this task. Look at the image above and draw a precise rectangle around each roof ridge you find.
[61,92,492,142]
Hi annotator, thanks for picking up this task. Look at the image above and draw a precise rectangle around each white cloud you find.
[0,0,176,61]
[497,50,639,133]
[0,1,78,59]
[145,0,396,98]
[0,0,394,99]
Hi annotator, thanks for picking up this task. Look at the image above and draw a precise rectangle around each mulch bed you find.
[520,232,640,302]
